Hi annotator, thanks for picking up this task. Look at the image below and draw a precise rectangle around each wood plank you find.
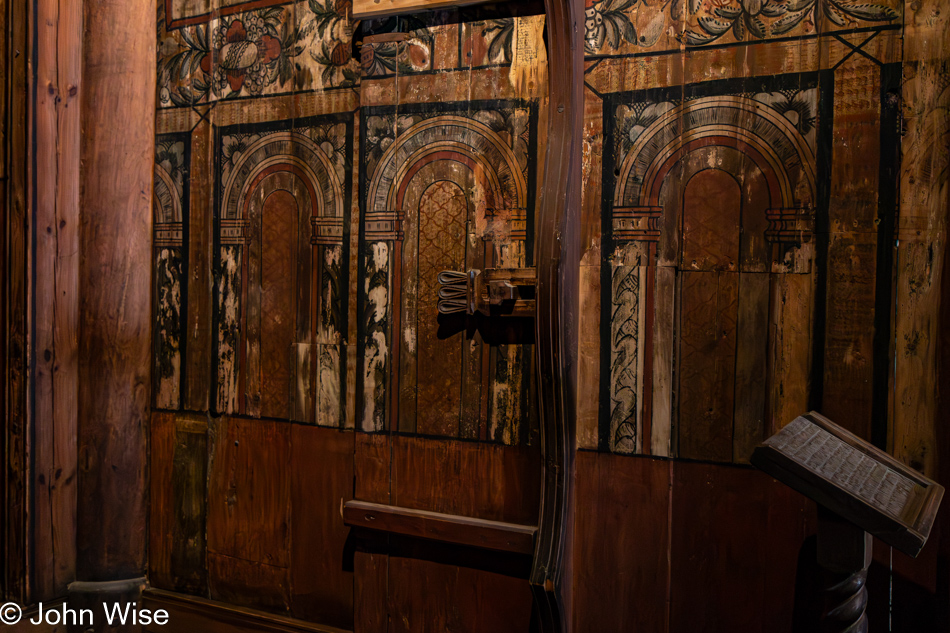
[681,167,741,272]
[207,554,292,616]
[354,431,391,505]
[767,273,814,435]
[170,414,209,594]
[677,271,739,462]
[33,0,62,598]
[208,417,291,569]
[260,189,299,420]
[650,266,675,457]
[142,589,349,633]
[289,425,354,629]
[344,500,536,555]
[572,452,670,633]
[576,264,600,450]
[50,0,80,596]
[4,0,29,599]
[733,273,769,463]
[389,434,541,525]
[820,231,877,440]
[185,120,212,412]
[384,539,534,633]
[892,55,948,478]
[353,548,388,633]
[148,411,177,591]
[670,461,815,633]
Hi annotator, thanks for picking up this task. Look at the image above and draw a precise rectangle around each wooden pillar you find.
[816,507,872,633]
[68,0,155,625]
[532,0,583,631]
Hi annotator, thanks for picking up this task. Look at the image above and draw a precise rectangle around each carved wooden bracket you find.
[437,268,536,317]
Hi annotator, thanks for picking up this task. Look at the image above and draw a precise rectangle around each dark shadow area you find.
[792,534,821,633]
[436,312,535,345]
[344,530,533,580]
[866,559,940,633]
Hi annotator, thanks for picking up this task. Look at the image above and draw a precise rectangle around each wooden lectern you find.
[752,412,944,633]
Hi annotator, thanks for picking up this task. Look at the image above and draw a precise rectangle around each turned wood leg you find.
[817,506,873,633]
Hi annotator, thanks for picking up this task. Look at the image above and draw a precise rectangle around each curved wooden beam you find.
[532,0,583,630]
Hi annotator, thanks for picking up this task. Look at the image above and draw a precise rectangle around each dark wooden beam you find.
[3,0,29,604]
[343,500,537,555]
[532,0,583,631]
[352,0,493,19]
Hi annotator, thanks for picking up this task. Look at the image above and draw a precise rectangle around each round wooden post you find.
[68,0,155,628]
[817,506,873,633]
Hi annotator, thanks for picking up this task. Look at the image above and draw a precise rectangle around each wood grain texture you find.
[289,425,354,629]
[148,411,177,591]
[4,0,29,600]
[531,2,583,628]
[820,231,877,440]
[185,119,213,412]
[208,417,291,569]
[32,0,80,599]
[385,544,534,633]
[677,271,739,462]
[572,452,670,633]
[75,0,154,582]
[681,169,741,272]
[388,435,541,526]
[892,50,948,478]
[260,190,298,421]
[143,589,349,633]
[733,273,770,463]
[344,500,536,554]
[669,461,816,633]
[767,273,814,435]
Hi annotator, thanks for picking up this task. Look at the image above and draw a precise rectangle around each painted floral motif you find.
[157,0,361,107]
[297,0,360,88]
[680,0,899,45]
[584,0,670,54]
[211,11,288,96]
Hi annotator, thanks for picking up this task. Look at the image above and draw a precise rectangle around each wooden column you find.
[532,0,583,631]
[69,0,155,624]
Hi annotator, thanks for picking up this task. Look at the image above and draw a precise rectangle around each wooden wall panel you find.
[289,425,354,629]
[149,411,177,591]
[669,462,815,633]
[387,435,540,526]
[150,411,209,595]
[185,118,213,412]
[32,0,81,600]
[819,57,883,441]
[677,271,739,462]
[259,190,299,421]
[573,452,670,633]
[385,545,533,633]
[208,417,291,610]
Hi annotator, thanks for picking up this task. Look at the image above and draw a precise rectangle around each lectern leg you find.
[817,506,873,633]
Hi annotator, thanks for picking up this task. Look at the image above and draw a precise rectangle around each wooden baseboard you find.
[141,589,350,633]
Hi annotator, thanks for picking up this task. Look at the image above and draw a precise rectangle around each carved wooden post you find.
[532,0,583,631]
[817,506,872,633]
[67,0,155,629]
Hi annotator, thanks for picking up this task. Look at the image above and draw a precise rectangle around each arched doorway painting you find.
[358,103,538,444]
[213,115,352,426]
[601,77,820,461]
